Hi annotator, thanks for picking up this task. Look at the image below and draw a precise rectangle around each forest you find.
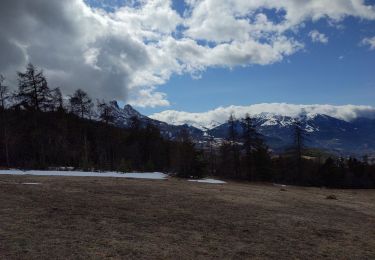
[0,64,374,188]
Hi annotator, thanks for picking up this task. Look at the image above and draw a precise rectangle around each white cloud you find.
[128,86,170,108]
[0,0,374,107]
[184,0,375,43]
[309,30,328,44]
[361,36,375,50]
[150,103,375,129]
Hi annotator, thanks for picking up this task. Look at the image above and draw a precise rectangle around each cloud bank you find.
[0,0,374,107]
[150,103,375,129]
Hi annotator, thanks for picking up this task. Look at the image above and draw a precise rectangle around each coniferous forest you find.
[0,64,374,188]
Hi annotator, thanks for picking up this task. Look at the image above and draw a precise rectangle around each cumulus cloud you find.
[0,0,375,107]
[361,36,375,50]
[150,103,375,129]
[309,30,329,44]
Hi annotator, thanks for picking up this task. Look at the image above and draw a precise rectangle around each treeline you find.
[0,64,374,188]
[0,64,203,174]
[206,114,375,188]
[0,64,111,119]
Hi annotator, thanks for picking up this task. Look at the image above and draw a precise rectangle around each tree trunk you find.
[4,126,10,167]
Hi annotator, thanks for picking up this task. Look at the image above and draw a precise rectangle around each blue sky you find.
[2,0,374,116]
[84,0,375,115]
[151,30,375,113]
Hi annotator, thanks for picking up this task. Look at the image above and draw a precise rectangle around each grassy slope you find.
[0,175,374,259]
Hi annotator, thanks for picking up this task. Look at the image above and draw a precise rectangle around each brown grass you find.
[0,175,375,259]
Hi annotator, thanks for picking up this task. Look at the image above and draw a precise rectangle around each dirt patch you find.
[0,175,374,259]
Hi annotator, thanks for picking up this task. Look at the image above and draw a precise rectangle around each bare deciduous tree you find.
[0,75,10,110]
[69,89,93,118]
[16,63,51,111]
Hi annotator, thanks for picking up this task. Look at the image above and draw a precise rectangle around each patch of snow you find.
[261,119,278,126]
[121,172,167,180]
[273,183,287,187]
[305,124,316,132]
[188,178,226,184]
[0,170,168,180]
[21,183,42,185]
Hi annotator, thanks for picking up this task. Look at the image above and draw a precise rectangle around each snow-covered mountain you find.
[150,103,375,130]
[110,103,375,156]
[209,113,375,156]
[108,101,204,139]
[108,101,147,127]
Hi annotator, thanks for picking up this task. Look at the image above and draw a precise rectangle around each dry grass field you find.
[0,175,375,259]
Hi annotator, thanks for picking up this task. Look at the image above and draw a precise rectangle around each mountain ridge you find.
[149,103,375,130]
[110,103,375,156]
[108,102,204,140]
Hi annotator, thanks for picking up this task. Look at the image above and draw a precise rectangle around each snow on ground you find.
[273,183,287,187]
[188,178,226,184]
[0,170,168,180]
[0,170,227,184]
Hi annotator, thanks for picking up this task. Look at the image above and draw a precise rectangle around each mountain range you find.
[108,102,375,156]
[108,101,203,139]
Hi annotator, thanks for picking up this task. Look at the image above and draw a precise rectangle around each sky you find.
[0,0,375,120]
